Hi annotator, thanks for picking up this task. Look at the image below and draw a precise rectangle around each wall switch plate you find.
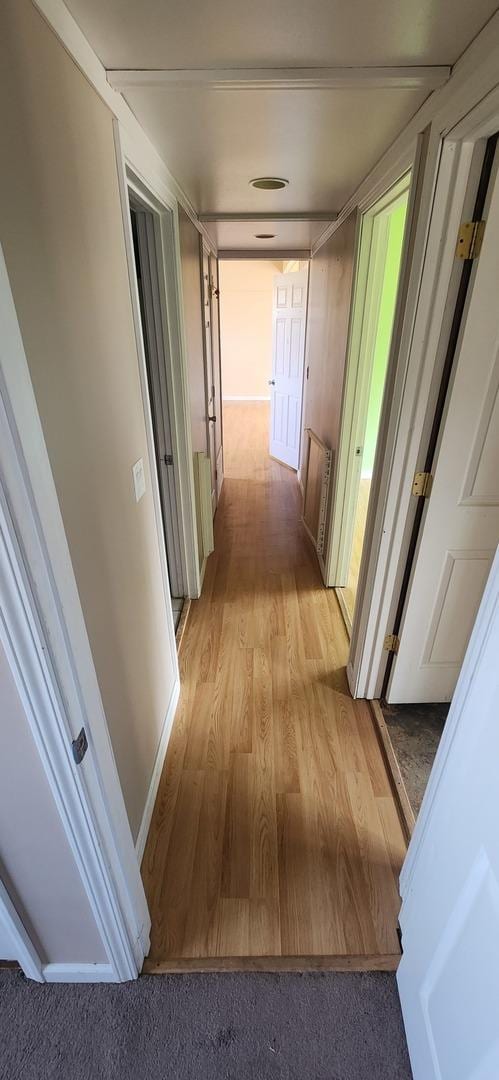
[132,458,146,502]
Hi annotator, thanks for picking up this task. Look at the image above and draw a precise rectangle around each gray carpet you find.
[382,701,448,814]
[0,969,412,1079]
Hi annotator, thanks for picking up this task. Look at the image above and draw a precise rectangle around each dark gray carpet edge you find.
[0,969,412,1080]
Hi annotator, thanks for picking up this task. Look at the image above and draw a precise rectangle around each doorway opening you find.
[328,177,410,633]
[218,258,309,481]
[129,200,187,633]
[375,134,499,820]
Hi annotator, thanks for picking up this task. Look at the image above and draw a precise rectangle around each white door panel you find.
[202,249,218,515]
[269,269,308,470]
[388,160,499,702]
[398,552,499,1079]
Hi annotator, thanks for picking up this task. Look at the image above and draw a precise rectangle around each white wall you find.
[0,641,105,964]
[219,260,280,398]
[0,0,177,842]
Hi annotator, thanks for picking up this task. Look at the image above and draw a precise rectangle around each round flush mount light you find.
[255,233,276,239]
[250,177,289,191]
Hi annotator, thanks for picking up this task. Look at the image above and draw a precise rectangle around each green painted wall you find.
[361,196,408,477]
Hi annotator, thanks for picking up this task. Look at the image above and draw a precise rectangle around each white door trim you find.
[0,880,44,982]
[348,88,499,699]
[131,203,187,599]
[326,174,410,590]
[0,243,149,982]
[113,121,202,599]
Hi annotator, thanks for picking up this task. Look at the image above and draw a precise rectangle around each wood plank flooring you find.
[142,402,406,968]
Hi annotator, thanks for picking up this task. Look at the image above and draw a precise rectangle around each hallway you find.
[142,402,406,969]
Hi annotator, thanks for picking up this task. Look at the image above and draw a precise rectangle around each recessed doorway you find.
[218,258,309,477]
[328,177,410,632]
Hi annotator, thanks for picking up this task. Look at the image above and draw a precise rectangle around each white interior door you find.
[269,269,308,469]
[202,248,218,514]
[388,158,499,703]
[209,254,224,501]
[397,550,499,1079]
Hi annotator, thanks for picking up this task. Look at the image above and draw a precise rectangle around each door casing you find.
[346,87,499,699]
[326,175,411,602]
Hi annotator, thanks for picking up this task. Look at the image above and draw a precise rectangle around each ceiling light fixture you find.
[250,177,289,190]
[255,233,276,239]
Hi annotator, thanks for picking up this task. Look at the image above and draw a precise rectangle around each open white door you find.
[388,154,499,702]
[269,269,308,469]
[397,549,499,1079]
[202,247,219,515]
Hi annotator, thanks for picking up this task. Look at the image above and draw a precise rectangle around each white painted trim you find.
[223,395,270,401]
[114,122,202,599]
[43,963,116,983]
[0,244,149,981]
[107,67,451,92]
[0,880,44,982]
[349,94,499,699]
[219,249,310,260]
[134,678,180,865]
[311,11,499,255]
[200,213,336,222]
[31,0,216,254]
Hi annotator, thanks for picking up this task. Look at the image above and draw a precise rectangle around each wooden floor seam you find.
[142,402,407,968]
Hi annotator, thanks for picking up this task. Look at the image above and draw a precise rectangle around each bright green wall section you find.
[362,196,408,477]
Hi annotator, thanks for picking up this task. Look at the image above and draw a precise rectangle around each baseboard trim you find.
[334,586,352,639]
[135,678,181,865]
[222,395,270,401]
[143,953,400,974]
[368,700,416,842]
[175,598,191,652]
[43,963,116,983]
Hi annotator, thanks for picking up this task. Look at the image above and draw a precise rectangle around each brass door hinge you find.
[383,634,400,653]
[412,471,433,498]
[455,220,485,260]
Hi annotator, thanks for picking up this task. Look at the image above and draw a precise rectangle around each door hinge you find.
[455,219,485,260]
[412,471,433,498]
[162,453,173,466]
[383,634,400,654]
[72,727,88,765]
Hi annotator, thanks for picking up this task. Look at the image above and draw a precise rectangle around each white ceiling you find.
[64,0,499,249]
[65,0,497,69]
[117,85,427,216]
[204,219,331,253]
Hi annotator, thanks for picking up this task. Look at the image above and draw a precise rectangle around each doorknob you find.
[268,379,275,385]
[208,414,217,422]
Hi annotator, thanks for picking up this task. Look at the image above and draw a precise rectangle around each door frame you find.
[347,84,499,698]
[200,240,220,515]
[0,242,149,982]
[326,175,411,608]
[114,122,202,599]
[0,879,44,982]
[129,200,186,600]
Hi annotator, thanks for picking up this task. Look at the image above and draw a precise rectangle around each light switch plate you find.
[132,458,146,502]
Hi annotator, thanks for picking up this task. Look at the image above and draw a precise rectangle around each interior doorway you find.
[328,177,410,632]
[219,258,309,478]
[129,200,187,632]
[376,134,499,820]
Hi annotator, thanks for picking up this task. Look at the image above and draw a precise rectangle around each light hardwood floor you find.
[142,402,406,969]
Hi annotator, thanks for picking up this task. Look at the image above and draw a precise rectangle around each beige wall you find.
[0,641,105,964]
[219,260,279,398]
[303,213,358,461]
[0,0,177,841]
